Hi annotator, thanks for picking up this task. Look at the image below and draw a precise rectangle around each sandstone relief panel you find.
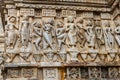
[0,0,120,80]
[4,15,120,63]
[3,12,120,79]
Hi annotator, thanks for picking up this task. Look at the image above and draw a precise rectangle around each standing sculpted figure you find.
[5,16,17,48]
[43,19,55,50]
[90,67,101,78]
[20,15,30,48]
[66,16,77,48]
[95,20,104,49]
[56,21,66,51]
[76,17,87,47]
[103,21,115,50]
[84,19,95,48]
[114,21,120,47]
[32,21,42,50]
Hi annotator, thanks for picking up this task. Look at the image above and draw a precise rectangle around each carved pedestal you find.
[67,48,79,62]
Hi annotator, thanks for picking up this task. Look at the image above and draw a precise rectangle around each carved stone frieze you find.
[0,0,120,80]
[2,13,120,63]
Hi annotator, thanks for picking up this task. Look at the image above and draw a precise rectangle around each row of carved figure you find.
[66,67,120,79]
[6,67,120,79]
[5,15,120,54]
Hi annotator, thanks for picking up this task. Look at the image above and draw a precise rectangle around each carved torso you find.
[67,23,77,46]
[21,21,30,38]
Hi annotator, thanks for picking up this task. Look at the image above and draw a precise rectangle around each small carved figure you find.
[81,67,89,79]
[76,17,87,47]
[68,67,80,79]
[95,20,104,49]
[8,69,20,78]
[103,21,115,50]
[90,67,101,78]
[109,67,119,78]
[5,16,17,48]
[66,16,77,48]
[32,21,42,50]
[84,18,95,48]
[20,15,30,48]
[56,21,66,51]
[23,69,33,78]
[43,19,55,50]
[114,21,120,47]
[44,68,57,80]
[101,67,108,78]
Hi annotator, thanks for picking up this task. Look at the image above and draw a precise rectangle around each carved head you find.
[86,19,93,26]
[9,16,16,23]
[57,21,63,28]
[104,21,110,27]
[67,16,74,23]
[76,17,83,24]
[34,21,41,28]
[46,19,54,25]
[94,20,101,27]
[23,15,29,21]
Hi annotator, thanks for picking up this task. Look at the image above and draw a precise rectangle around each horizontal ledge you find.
[4,61,120,68]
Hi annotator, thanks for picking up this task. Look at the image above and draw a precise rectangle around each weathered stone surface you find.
[0,0,120,80]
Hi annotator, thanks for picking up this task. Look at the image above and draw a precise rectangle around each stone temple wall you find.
[0,0,120,80]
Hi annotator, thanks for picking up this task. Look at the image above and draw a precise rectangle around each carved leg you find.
[35,38,41,50]
[58,40,62,51]
[81,38,86,48]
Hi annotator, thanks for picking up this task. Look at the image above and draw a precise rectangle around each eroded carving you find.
[43,19,55,50]
[109,67,119,78]
[95,20,104,49]
[43,68,59,80]
[66,16,77,48]
[8,69,20,78]
[115,20,120,47]
[32,21,42,51]
[20,15,31,48]
[89,67,101,78]
[22,69,33,78]
[56,21,66,52]
[84,18,95,49]
[76,17,86,48]
[2,1,120,80]
[103,21,115,51]
[67,67,81,80]
[5,16,18,49]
